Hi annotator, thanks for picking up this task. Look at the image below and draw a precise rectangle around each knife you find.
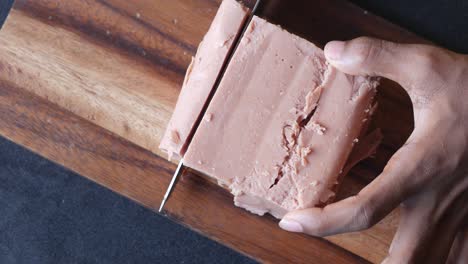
[0,0,13,29]
[159,0,262,213]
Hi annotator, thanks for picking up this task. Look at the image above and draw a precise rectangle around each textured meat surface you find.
[159,0,249,160]
[184,16,378,219]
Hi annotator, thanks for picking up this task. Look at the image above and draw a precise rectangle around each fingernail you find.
[279,218,304,233]
[324,41,345,61]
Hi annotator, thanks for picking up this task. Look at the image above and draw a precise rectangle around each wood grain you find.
[0,80,368,264]
[0,0,423,262]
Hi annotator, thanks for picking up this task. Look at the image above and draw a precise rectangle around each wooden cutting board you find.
[0,0,424,263]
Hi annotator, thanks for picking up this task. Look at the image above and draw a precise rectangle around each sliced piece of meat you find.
[159,0,250,160]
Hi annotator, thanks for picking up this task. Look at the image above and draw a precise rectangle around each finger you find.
[323,37,458,96]
[447,227,468,264]
[436,188,468,264]
[423,189,468,264]
[381,195,434,264]
[279,135,426,236]
[385,189,468,264]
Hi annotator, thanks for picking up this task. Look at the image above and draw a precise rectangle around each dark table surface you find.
[1,0,467,263]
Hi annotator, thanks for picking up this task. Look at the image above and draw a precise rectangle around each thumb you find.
[323,37,452,94]
[278,132,428,237]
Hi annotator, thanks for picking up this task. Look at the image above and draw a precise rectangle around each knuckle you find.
[411,46,462,86]
[311,212,328,235]
[355,200,378,229]
[299,209,329,237]
[412,47,440,78]
[350,37,385,70]
[406,47,446,107]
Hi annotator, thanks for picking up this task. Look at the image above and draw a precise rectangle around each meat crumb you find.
[221,34,235,47]
[204,113,213,122]
[167,151,174,162]
[305,121,326,135]
[303,86,323,114]
[353,138,359,143]
[301,147,312,156]
[198,160,203,165]
[292,121,300,132]
[310,180,319,187]
[172,18,178,24]
[300,147,312,166]
[136,12,141,19]
[369,103,378,115]
[319,189,335,203]
[170,130,180,144]
[248,20,256,34]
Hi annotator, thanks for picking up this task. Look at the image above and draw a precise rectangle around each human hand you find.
[278,37,468,264]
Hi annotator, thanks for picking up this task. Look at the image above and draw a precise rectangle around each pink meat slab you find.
[184,16,379,219]
[159,0,250,160]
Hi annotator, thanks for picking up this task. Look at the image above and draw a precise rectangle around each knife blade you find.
[159,0,262,213]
